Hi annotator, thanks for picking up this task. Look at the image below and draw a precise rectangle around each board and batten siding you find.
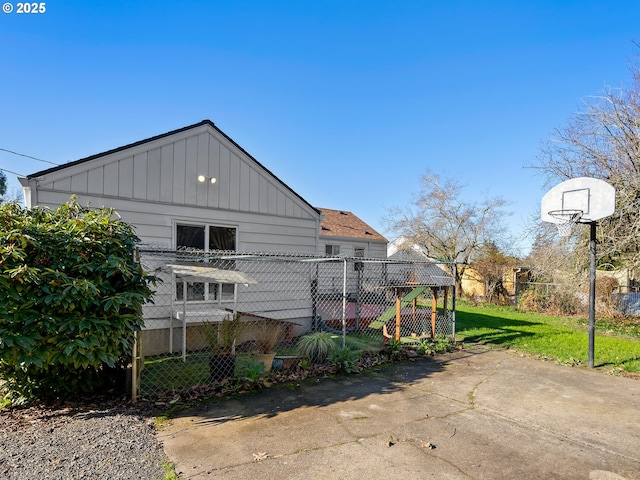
[23,123,320,252]
[29,126,315,221]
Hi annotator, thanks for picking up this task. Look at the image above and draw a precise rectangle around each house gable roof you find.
[27,119,320,216]
[317,207,387,242]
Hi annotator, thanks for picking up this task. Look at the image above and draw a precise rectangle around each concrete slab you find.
[159,346,640,479]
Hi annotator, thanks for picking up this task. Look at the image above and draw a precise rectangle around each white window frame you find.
[174,222,238,304]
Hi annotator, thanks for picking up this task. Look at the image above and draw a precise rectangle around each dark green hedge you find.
[0,199,156,402]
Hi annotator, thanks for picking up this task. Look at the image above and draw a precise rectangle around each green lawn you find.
[455,302,640,375]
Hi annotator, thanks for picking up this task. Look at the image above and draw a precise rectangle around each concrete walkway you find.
[159,346,640,479]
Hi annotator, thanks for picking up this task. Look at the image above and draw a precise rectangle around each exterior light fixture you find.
[197,175,217,184]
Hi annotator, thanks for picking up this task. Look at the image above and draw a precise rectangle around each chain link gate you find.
[133,249,456,400]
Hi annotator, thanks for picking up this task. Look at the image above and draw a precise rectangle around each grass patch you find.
[157,461,181,480]
[141,352,211,394]
[141,352,255,394]
[595,316,640,339]
[456,301,640,374]
[341,333,385,352]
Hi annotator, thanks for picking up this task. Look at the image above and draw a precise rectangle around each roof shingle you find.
[317,208,387,242]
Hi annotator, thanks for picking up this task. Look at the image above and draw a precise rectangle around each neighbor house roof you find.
[317,208,387,242]
[387,236,430,260]
[26,119,320,216]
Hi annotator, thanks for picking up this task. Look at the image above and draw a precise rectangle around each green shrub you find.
[418,334,455,355]
[330,346,360,373]
[385,338,404,360]
[0,199,156,403]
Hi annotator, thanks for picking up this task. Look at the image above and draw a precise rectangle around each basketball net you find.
[548,210,582,237]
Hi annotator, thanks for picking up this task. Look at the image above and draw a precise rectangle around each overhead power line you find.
[0,148,60,166]
[0,167,26,177]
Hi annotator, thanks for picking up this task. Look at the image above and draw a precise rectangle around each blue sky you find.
[1,1,639,256]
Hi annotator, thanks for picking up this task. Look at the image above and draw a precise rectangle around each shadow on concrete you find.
[170,348,492,427]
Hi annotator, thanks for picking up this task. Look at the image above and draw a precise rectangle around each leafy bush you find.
[329,346,360,373]
[418,335,455,356]
[385,338,404,360]
[0,199,156,403]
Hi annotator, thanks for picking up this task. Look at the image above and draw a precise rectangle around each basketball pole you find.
[588,221,596,369]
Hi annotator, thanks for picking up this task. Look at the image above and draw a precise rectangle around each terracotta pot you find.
[252,352,276,373]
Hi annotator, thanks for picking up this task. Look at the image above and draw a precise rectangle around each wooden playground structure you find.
[315,282,453,342]
[369,282,451,342]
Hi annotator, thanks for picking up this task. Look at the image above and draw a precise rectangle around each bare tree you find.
[472,242,519,304]
[534,55,640,271]
[385,171,510,296]
[0,171,21,205]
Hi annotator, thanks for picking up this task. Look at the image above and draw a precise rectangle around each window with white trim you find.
[325,244,340,256]
[175,224,237,303]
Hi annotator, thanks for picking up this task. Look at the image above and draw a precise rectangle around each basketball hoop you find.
[541,177,616,369]
[548,209,583,237]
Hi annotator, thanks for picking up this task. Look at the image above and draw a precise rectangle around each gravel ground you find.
[0,403,168,480]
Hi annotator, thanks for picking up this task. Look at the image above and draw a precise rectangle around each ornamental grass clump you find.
[296,331,337,364]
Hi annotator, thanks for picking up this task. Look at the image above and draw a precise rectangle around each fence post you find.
[341,259,347,348]
[452,263,457,340]
[131,331,139,402]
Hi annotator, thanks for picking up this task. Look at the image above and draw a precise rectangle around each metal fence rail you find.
[133,249,456,399]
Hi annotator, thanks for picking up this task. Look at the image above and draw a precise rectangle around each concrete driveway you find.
[159,346,640,479]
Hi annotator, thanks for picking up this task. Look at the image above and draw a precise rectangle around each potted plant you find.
[202,313,244,381]
[296,331,337,364]
[252,321,283,373]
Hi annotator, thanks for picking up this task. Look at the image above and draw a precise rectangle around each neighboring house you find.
[595,267,637,293]
[314,207,388,298]
[462,266,532,302]
[317,207,388,259]
[386,236,455,288]
[387,236,429,261]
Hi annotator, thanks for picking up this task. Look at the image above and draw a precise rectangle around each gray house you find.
[19,120,388,354]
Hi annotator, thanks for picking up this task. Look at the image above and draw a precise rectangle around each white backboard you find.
[541,177,615,224]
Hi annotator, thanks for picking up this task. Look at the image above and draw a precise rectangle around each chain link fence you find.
[133,249,456,400]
